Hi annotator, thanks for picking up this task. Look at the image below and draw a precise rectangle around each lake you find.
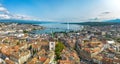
[31,23,83,34]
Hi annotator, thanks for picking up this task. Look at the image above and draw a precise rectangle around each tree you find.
[29,45,32,50]
[17,42,20,45]
[55,42,65,60]
[32,28,37,30]
[116,38,120,43]
[33,50,37,55]
[23,30,29,33]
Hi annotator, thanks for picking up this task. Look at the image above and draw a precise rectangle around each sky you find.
[0,0,120,22]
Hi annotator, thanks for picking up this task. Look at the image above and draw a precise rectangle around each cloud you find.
[56,17,85,22]
[101,12,111,14]
[89,17,99,20]
[0,4,10,14]
[0,6,6,11]
[0,3,40,20]
[93,11,113,21]
[88,12,111,22]
[99,11,111,16]
[88,17,102,22]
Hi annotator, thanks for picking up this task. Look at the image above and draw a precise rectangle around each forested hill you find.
[68,22,120,26]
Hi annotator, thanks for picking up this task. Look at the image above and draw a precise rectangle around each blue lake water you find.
[31,23,82,34]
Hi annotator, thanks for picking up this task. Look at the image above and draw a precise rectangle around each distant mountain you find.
[68,22,120,26]
[65,19,120,26]
[106,19,120,22]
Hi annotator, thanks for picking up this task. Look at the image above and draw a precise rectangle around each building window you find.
[51,43,53,45]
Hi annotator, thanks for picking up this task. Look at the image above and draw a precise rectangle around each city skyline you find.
[0,0,120,22]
